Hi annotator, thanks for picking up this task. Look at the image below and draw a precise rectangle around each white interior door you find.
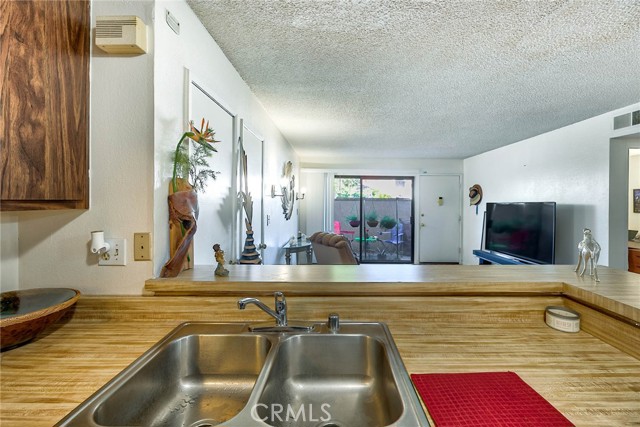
[239,121,265,259]
[419,175,461,263]
[188,77,236,265]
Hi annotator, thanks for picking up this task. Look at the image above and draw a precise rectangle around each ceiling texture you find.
[187,0,640,161]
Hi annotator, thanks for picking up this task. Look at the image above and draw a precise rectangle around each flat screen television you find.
[484,202,556,264]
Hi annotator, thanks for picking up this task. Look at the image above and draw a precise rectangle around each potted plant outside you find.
[366,211,379,227]
[346,214,360,228]
[380,215,397,230]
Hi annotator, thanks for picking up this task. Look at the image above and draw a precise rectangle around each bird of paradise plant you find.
[165,119,220,272]
[171,118,220,194]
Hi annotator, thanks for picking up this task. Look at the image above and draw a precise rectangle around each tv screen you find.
[484,202,556,264]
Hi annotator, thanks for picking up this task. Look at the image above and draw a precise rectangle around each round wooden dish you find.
[1,288,81,351]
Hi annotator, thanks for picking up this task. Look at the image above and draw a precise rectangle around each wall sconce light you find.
[272,161,296,220]
[272,185,304,199]
[271,185,283,198]
[271,184,295,220]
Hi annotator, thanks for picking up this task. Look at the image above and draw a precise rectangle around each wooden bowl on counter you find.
[1,288,81,351]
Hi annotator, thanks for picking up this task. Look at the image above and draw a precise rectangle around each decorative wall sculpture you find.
[273,161,295,221]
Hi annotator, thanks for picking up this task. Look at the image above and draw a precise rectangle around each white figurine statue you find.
[574,228,601,282]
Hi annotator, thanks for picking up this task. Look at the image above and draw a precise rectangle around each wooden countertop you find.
[1,295,639,426]
[3,265,639,425]
[145,264,640,323]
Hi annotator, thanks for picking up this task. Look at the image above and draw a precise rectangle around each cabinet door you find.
[629,248,640,274]
[1,0,90,210]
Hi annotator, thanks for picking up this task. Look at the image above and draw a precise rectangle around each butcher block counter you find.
[2,265,640,426]
[146,264,640,322]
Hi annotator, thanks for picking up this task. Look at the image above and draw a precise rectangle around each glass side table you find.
[284,239,313,265]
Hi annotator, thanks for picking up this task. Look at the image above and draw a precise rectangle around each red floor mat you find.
[411,372,574,427]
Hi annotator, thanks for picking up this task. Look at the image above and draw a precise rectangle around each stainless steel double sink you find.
[57,322,428,427]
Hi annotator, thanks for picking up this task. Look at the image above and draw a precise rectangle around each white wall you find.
[0,214,19,291]
[299,171,328,237]
[629,150,640,232]
[3,1,156,295]
[153,0,299,269]
[462,103,640,267]
[301,158,463,174]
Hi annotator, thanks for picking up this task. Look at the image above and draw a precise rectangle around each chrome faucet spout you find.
[237,291,288,326]
[238,298,278,318]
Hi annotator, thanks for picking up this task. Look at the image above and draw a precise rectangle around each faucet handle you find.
[273,292,287,326]
[274,291,286,313]
[328,313,340,332]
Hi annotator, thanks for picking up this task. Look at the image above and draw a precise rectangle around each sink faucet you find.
[238,291,288,326]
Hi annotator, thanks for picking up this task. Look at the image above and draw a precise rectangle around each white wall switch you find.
[99,238,127,266]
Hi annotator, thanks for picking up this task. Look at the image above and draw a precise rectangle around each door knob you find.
[258,243,267,249]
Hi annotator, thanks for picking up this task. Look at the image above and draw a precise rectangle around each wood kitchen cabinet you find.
[629,247,640,274]
[1,0,90,210]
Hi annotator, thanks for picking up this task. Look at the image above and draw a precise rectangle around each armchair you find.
[309,232,358,265]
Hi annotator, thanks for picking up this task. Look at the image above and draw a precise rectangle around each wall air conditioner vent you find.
[95,16,147,54]
[613,110,640,130]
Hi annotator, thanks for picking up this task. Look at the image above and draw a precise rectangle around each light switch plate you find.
[99,238,126,266]
[134,233,152,261]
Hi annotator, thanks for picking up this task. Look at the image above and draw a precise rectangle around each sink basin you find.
[94,334,271,426]
[57,322,428,427]
[58,324,273,427]
[257,334,403,427]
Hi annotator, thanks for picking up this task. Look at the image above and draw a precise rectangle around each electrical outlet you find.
[134,233,152,261]
[99,238,127,266]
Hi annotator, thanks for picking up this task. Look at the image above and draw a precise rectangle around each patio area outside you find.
[334,177,413,263]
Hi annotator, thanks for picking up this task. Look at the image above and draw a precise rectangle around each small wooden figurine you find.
[213,243,229,276]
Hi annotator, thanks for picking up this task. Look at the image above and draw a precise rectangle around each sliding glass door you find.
[333,176,414,264]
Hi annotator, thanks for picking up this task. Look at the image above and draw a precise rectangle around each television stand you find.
[472,250,538,265]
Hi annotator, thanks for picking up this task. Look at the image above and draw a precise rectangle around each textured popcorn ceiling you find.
[187,0,640,160]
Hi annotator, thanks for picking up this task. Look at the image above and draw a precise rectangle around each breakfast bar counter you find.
[2,265,639,426]
[146,264,640,322]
